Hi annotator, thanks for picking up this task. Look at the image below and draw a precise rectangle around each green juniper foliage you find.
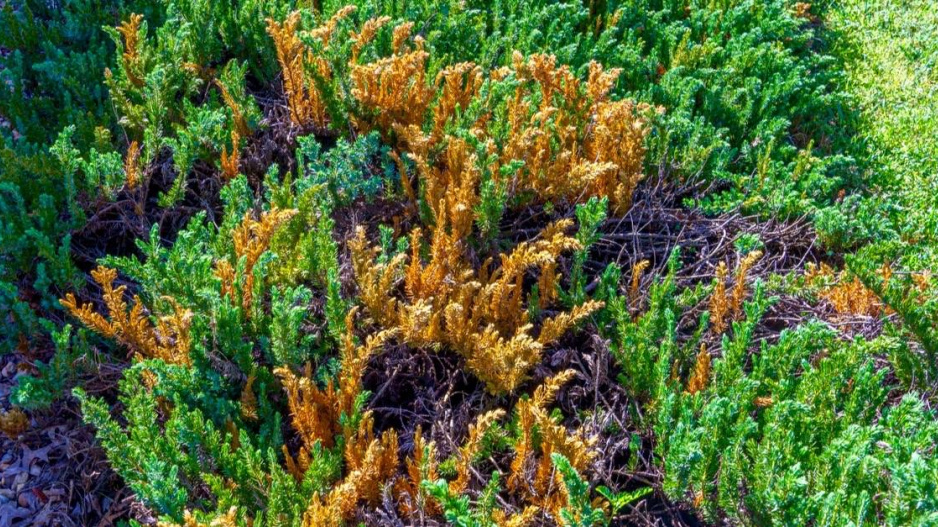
[552,453,608,527]
[320,0,853,218]
[608,257,938,525]
[424,472,518,527]
[3,0,937,526]
[70,163,353,523]
[10,322,89,409]
[563,196,608,307]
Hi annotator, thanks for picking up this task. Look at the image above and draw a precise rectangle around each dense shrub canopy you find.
[0,1,936,526]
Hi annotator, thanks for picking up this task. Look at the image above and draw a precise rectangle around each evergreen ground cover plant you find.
[0,0,936,525]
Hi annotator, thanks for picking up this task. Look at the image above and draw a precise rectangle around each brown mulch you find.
[0,354,146,527]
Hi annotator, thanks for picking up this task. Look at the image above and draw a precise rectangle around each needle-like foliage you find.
[61,266,192,366]
[11,1,938,526]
